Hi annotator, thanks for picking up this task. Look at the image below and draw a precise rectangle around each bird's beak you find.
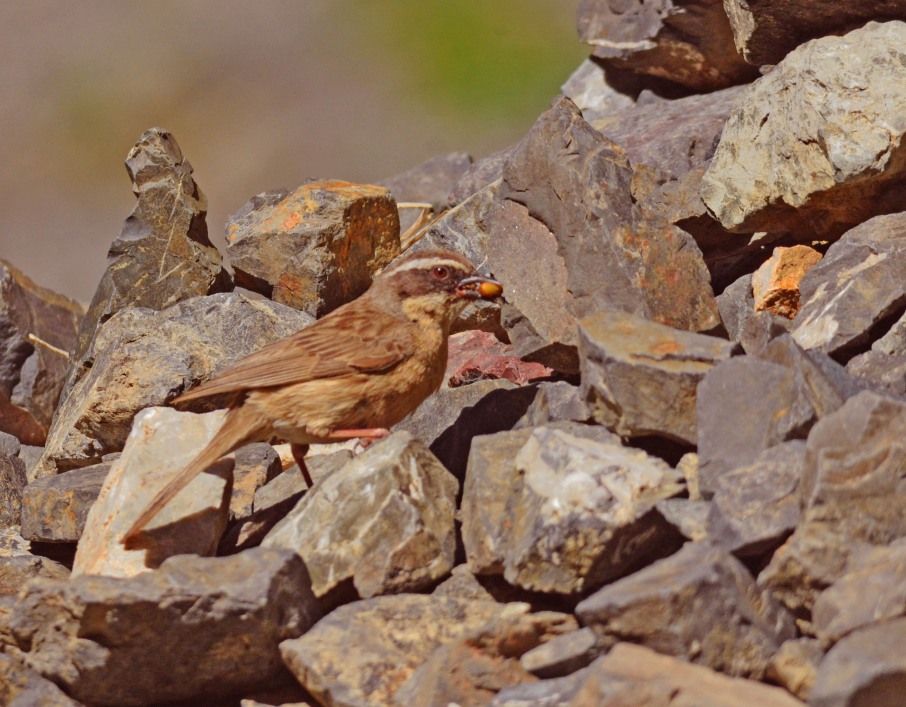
[456,274,503,301]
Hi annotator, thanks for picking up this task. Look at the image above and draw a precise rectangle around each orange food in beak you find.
[478,280,503,299]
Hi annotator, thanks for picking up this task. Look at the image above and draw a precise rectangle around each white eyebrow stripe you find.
[384,258,471,275]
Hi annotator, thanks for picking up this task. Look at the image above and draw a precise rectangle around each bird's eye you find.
[433,266,449,280]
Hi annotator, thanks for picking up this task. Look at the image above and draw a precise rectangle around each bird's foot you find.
[290,443,314,488]
[326,427,391,453]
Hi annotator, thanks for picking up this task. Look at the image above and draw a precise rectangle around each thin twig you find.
[400,208,448,252]
[397,202,434,210]
[28,334,70,360]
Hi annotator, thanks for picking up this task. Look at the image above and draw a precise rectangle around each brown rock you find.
[520,627,599,679]
[767,637,823,702]
[72,408,233,578]
[225,181,400,316]
[577,0,758,91]
[752,245,823,319]
[0,260,82,445]
[579,310,737,445]
[229,443,281,521]
[70,128,230,370]
[11,548,321,706]
[432,564,496,603]
[279,594,522,707]
[446,330,552,387]
[0,653,81,707]
[560,58,636,124]
[702,22,906,239]
[263,432,457,598]
[0,433,26,529]
[21,462,111,542]
[576,542,796,679]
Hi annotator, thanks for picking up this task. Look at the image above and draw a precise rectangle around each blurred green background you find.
[0,1,585,301]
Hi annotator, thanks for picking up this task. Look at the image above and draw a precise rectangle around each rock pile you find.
[2,5,906,705]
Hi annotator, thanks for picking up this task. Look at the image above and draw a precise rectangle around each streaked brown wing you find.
[174,300,411,402]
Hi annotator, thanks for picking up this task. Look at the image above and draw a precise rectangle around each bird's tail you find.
[122,407,264,544]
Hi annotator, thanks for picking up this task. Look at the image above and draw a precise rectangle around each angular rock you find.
[501,97,719,366]
[263,432,458,598]
[579,310,737,445]
[72,408,233,578]
[379,151,471,232]
[707,441,805,558]
[491,668,591,706]
[225,181,400,316]
[536,643,805,706]
[739,309,794,356]
[514,380,590,430]
[448,146,515,205]
[432,564,496,603]
[752,245,822,319]
[0,553,69,597]
[0,261,82,445]
[461,425,684,594]
[253,450,351,514]
[560,58,636,125]
[21,462,111,542]
[71,128,230,369]
[36,293,311,477]
[395,378,537,480]
[229,443,281,520]
[847,308,906,396]
[812,539,906,644]
[717,273,755,342]
[0,434,26,528]
[702,22,906,238]
[279,594,522,707]
[760,392,906,615]
[10,548,321,706]
[577,0,758,91]
[394,610,575,706]
[0,653,81,707]
[810,618,906,707]
[446,330,552,387]
[520,627,599,679]
[767,637,823,702]
[792,213,906,360]
[655,498,710,542]
[724,0,906,66]
[576,542,796,678]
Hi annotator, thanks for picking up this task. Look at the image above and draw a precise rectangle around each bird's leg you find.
[290,443,314,488]
[329,427,392,450]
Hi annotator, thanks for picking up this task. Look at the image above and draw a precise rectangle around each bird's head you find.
[373,248,503,330]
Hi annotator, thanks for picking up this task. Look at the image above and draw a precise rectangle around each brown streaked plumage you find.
[122,248,502,544]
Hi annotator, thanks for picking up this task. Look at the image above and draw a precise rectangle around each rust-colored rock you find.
[445,330,552,387]
[753,245,822,319]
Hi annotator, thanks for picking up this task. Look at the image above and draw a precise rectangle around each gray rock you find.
[253,450,351,513]
[36,293,311,477]
[702,22,906,238]
[707,441,804,558]
[490,667,590,706]
[514,381,590,430]
[520,627,599,679]
[655,498,711,542]
[0,553,69,597]
[21,462,111,542]
[578,310,737,445]
[847,308,906,395]
[461,425,684,594]
[225,180,400,316]
[810,617,906,707]
[72,408,233,578]
[432,564,496,603]
[717,273,755,342]
[0,438,26,529]
[0,653,81,707]
[793,212,906,360]
[759,392,906,614]
[379,151,471,232]
[448,146,515,204]
[577,0,758,91]
[738,310,793,356]
[279,594,523,707]
[70,128,230,371]
[576,542,796,679]
[263,432,458,598]
[724,0,906,66]
[560,58,635,124]
[10,548,321,706]
[0,260,82,446]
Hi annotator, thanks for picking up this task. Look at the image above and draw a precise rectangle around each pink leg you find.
[329,427,392,450]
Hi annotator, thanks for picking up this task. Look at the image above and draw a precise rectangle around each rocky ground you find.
[3,2,906,705]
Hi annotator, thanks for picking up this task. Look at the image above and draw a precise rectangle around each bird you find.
[122,247,503,544]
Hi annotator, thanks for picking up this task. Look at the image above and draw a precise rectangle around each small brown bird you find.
[123,248,502,544]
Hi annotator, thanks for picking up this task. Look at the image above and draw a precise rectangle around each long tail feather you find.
[122,408,263,543]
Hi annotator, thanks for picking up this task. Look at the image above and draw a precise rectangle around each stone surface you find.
[0,435,26,528]
[792,213,906,360]
[263,432,458,598]
[577,0,758,91]
[752,245,823,319]
[812,539,906,644]
[21,462,111,542]
[810,617,906,707]
[432,564,496,603]
[655,498,710,542]
[448,146,515,205]
[229,443,281,521]
[739,310,794,356]
[760,392,906,615]
[707,441,804,558]
[379,151,471,232]
[520,626,599,679]
[253,450,351,514]
[70,128,230,370]
[36,293,311,477]
[560,58,636,125]
[0,652,82,707]
[767,637,823,702]
[279,594,522,707]
[225,180,400,316]
[0,553,69,597]
[717,273,755,342]
[10,548,321,706]
[514,380,590,430]
[446,330,552,387]
[702,22,906,238]
[724,0,906,66]
[72,408,233,578]
[395,378,537,480]
[576,542,796,679]
[579,310,737,445]
[461,424,684,594]
[847,309,906,396]
[0,261,82,446]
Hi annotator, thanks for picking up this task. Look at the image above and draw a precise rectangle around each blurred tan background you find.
[0,1,584,302]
